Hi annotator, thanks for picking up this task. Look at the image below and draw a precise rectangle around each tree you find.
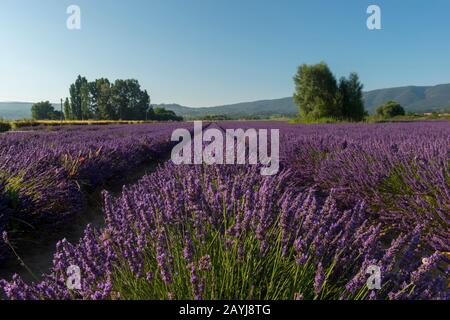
[80,82,91,120]
[110,79,150,120]
[376,101,406,118]
[293,62,340,119]
[90,78,113,120]
[152,107,183,121]
[69,75,88,120]
[338,73,366,121]
[31,101,57,120]
[63,98,72,120]
[51,110,64,120]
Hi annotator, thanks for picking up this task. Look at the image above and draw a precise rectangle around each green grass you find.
[109,210,368,300]
[365,114,450,123]
[290,115,344,124]
[9,119,161,129]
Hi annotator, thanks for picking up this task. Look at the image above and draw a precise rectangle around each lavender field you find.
[0,121,449,300]
[0,123,191,265]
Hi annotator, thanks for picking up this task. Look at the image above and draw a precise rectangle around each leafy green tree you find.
[338,73,366,121]
[87,81,99,119]
[152,107,183,121]
[63,98,72,120]
[110,79,150,120]
[90,78,113,120]
[293,62,340,119]
[145,107,155,120]
[80,82,91,120]
[69,75,88,120]
[31,101,57,120]
[376,101,406,118]
[51,110,64,120]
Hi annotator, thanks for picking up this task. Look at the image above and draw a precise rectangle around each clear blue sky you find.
[0,0,449,107]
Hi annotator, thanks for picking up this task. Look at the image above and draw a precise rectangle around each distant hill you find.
[159,84,450,119]
[2,83,450,120]
[157,97,296,119]
[0,102,34,119]
[0,102,60,120]
[363,84,450,113]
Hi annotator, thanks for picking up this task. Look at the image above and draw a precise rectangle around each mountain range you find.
[1,84,450,120]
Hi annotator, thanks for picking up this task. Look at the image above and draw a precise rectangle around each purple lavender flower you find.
[314,263,325,296]
[198,255,212,272]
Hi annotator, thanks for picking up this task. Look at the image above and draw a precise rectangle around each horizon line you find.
[1,81,450,108]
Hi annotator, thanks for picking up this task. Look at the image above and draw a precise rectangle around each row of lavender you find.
[283,122,449,252]
[221,121,449,251]
[0,123,191,263]
[1,121,448,299]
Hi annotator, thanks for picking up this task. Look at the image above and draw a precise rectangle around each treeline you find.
[293,62,366,121]
[32,76,182,121]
